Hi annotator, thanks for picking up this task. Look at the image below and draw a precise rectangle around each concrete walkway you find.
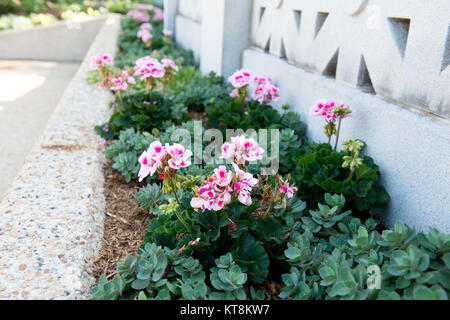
[0,60,79,200]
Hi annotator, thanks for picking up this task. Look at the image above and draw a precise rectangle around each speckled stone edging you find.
[0,15,120,299]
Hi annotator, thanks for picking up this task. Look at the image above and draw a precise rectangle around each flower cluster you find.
[228,69,252,89]
[228,70,280,105]
[251,76,280,105]
[127,9,149,22]
[190,135,264,212]
[133,56,165,80]
[279,177,297,207]
[90,54,113,70]
[190,163,258,211]
[310,101,338,121]
[109,69,136,92]
[310,100,352,150]
[133,56,179,82]
[138,141,192,182]
[221,135,264,165]
[161,58,179,73]
[153,7,164,21]
[137,22,152,43]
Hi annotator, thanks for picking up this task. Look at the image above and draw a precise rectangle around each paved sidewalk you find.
[0,60,79,200]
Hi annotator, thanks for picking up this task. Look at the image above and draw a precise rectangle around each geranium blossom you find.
[232,163,258,205]
[90,54,113,70]
[213,165,232,187]
[229,89,238,99]
[188,238,200,245]
[279,177,298,207]
[309,100,338,122]
[109,70,135,92]
[190,161,259,211]
[166,144,193,170]
[138,141,165,181]
[190,169,233,212]
[121,70,136,85]
[221,135,264,165]
[228,69,252,88]
[136,4,153,11]
[176,238,200,254]
[251,83,280,104]
[163,29,172,37]
[137,28,152,43]
[138,141,192,182]
[110,77,128,91]
[161,58,179,72]
[133,56,165,80]
[127,9,149,22]
[140,22,152,30]
[153,7,164,21]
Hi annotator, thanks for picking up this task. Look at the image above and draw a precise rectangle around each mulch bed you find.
[92,160,150,281]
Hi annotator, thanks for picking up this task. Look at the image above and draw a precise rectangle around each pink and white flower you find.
[175,244,186,254]
[133,56,165,80]
[163,29,172,37]
[127,9,149,22]
[121,70,136,85]
[138,141,166,182]
[228,69,252,88]
[232,163,258,206]
[310,100,338,122]
[138,141,192,182]
[140,22,152,30]
[221,135,264,165]
[161,58,179,72]
[137,28,152,43]
[213,165,233,187]
[110,77,128,91]
[229,89,238,99]
[165,144,192,170]
[188,238,200,245]
[251,83,280,104]
[135,4,153,11]
[190,160,259,212]
[279,177,298,207]
[90,54,113,70]
[153,7,164,21]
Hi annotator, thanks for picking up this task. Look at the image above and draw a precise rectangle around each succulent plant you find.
[209,253,247,300]
[134,183,168,215]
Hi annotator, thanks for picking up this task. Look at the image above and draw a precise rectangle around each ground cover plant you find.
[89,3,449,300]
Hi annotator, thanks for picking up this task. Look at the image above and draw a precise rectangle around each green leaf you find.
[413,285,435,300]
[354,164,378,181]
[131,278,150,290]
[377,290,401,300]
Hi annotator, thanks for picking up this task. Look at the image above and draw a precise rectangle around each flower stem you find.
[169,178,191,232]
[334,117,342,151]
[263,203,275,219]
[117,91,124,110]
[346,169,354,183]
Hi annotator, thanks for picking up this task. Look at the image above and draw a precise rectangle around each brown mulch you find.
[188,110,207,120]
[92,160,151,281]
